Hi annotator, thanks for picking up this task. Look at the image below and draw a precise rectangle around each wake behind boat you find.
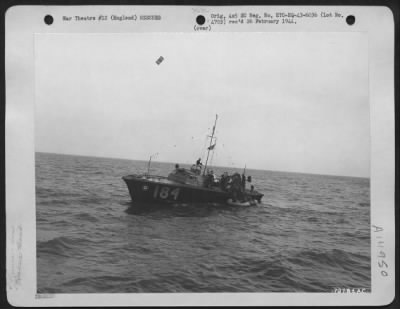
[122,115,264,206]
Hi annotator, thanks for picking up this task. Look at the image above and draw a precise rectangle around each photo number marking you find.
[372,225,389,277]
[332,288,367,293]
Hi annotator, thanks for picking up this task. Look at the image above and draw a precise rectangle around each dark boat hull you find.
[122,175,263,205]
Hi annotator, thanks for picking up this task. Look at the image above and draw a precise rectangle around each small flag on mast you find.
[208,144,216,150]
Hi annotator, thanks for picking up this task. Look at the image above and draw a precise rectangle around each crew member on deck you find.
[196,158,202,167]
[220,172,228,190]
[206,170,214,188]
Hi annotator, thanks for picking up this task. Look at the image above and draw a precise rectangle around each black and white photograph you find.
[5,5,395,306]
[34,30,371,293]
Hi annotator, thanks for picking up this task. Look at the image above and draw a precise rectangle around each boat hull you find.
[122,175,263,205]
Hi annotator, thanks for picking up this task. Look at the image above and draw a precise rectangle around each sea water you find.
[36,152,370,293]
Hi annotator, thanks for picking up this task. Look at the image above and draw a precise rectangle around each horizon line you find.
[35,151,370,180]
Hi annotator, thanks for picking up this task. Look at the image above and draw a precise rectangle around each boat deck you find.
[123,174,174,184]
[122,174,226,192]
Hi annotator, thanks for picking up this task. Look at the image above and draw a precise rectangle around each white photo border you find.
[5,5,395,306]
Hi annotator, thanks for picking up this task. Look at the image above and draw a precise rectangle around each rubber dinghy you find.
[226,198,258,207]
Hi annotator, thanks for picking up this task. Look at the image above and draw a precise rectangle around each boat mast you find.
[203,114,218,176]
[146,152,158,175]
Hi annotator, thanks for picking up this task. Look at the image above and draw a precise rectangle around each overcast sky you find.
[35,32,369,177]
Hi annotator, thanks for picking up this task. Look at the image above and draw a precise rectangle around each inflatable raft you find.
[226,198,258,207]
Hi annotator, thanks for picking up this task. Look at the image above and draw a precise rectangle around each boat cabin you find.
[167,167,206,186]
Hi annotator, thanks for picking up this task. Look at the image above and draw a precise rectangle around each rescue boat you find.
[122,115,264,206]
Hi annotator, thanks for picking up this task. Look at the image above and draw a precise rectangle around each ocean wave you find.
[62,275,133,287]
[342,230,369,240]
[73,212,99,223]
[288,248,369,270]
[37,236,98,258]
